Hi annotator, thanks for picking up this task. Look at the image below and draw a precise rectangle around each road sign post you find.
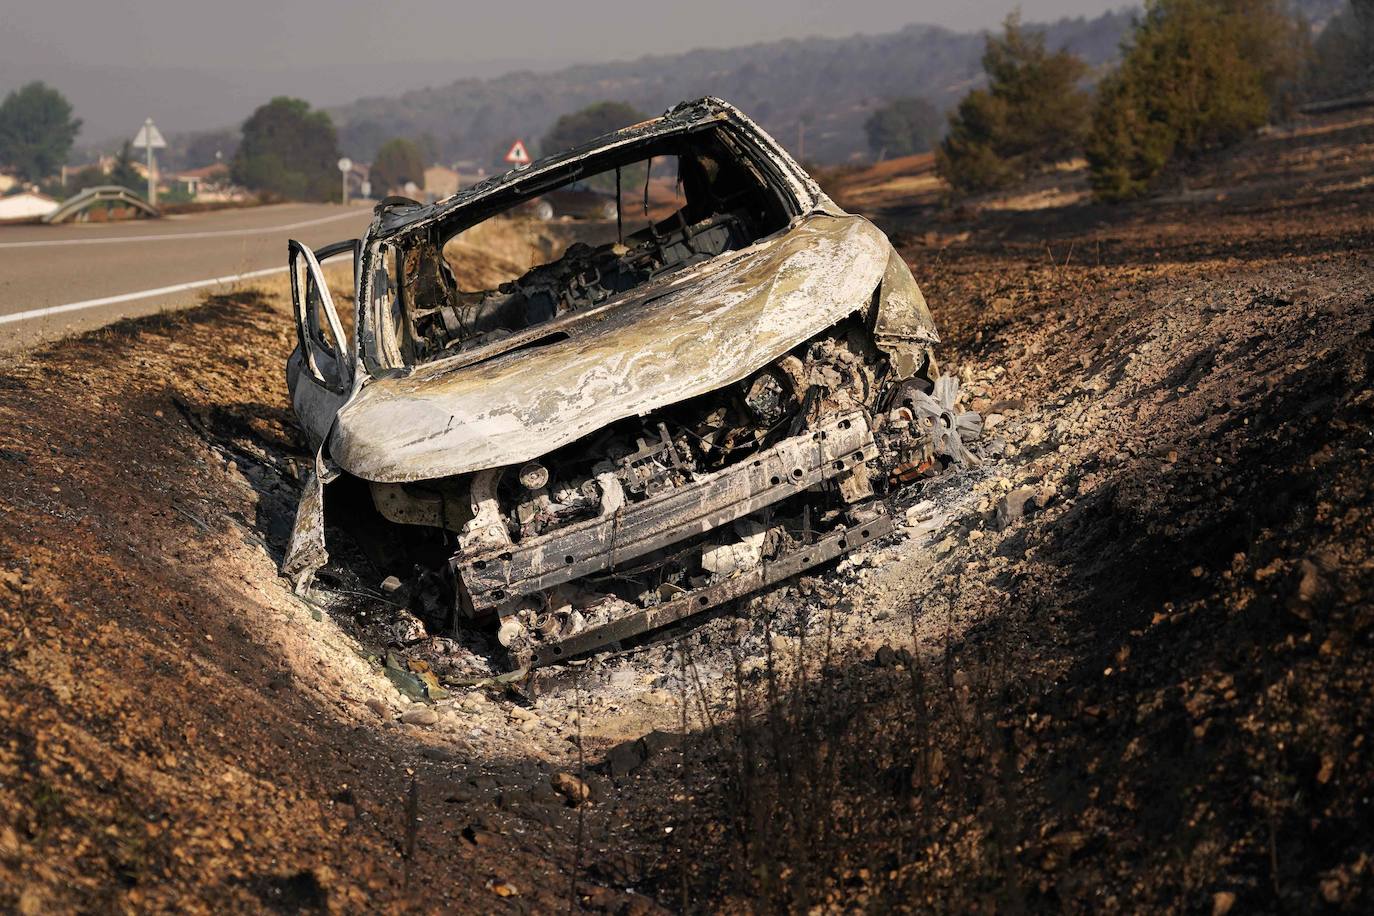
[504,140,531,166]
[337,158,353,206]
[132,118,167,207]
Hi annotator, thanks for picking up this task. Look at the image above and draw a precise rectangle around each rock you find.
[603,729,682,777]
[551,772,591,805]
[1317,754,1335,785]
[927,747,947,783]
[365,697,390,718]
[459,691,488,711]
[489,880,519,897]
[1211,891,1236,916]
[995,487,1037,530]
[608,668,637,688]
[1034,484,1057,510]
[462,825,500,847]
[581,885,624,911]
[380,575,403,593]
[739,657,767,678]
[1297,559,1325,603]
[400,707,439,727]
[768,636,797,660]
[903,500,936,524]
[640,729,680,758]
[606,740,646,777]
[508,705,538,722]
[420,745,460,762]
[0,824,20,857]
[638,688,674,707]
[529,779,563,807]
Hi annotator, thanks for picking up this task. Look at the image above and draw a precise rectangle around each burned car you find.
[283,98,978,669]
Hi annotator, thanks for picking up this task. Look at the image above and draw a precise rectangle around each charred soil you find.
[2,110,1372,913]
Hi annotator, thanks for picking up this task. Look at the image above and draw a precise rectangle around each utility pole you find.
[132,117,166,206]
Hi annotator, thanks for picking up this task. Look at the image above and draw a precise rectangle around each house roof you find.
[1,190,57,203]
[176,162,230,180]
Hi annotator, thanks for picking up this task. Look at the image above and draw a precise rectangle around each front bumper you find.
[455,409,878,615]
[529,508,892,667]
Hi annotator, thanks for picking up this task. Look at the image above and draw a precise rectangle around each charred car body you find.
[283,98,977,669]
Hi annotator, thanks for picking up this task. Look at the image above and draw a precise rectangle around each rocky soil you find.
[1,111,1371,913]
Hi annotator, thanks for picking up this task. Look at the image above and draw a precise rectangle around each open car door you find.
[287,238,359,451]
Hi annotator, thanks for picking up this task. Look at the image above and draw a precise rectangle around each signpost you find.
[504,139,531,166]
[337,157,352,205]
[131,117,166,206]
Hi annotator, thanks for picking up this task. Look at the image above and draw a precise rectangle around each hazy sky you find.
[3,0,1124,144]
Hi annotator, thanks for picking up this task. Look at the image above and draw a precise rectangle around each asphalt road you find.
[0,203,375,352]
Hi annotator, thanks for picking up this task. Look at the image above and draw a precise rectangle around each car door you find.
[286,238,359,451]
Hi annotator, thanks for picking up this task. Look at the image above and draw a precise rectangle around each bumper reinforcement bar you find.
[530,507,893,667]
[458,409,877,614]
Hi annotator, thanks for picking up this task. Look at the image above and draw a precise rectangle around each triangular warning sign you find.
[504,139,531,165]
[132,120,166,149]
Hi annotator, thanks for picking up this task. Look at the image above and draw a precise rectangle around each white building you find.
[0,191,59,221]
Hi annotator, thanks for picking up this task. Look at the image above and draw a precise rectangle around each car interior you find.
[386,126,796,366]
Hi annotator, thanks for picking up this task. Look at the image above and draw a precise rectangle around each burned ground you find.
[1,111,1372,913]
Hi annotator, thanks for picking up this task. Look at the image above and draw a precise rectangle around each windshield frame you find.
[356,106,819,378]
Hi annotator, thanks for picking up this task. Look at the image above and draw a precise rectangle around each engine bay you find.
[354,319,943,667]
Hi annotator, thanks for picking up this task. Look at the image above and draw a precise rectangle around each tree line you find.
[0,82,643,204]
[3,1,1370,205]
[869,0,1372,202]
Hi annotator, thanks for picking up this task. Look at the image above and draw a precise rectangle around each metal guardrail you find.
[43,185,160,224]
[1298,94,1374,116]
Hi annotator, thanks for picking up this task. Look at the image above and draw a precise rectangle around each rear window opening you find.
[385,126,795,367]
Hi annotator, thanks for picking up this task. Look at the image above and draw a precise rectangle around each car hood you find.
[329,213,892,482]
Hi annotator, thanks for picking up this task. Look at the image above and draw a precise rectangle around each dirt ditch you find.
[2,111,1373,913]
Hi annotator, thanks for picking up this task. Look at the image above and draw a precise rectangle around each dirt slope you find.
[1,110,1372,913]
[0,285,653,913]
[610,111,1374,912]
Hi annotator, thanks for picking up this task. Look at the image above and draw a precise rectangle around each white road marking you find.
[0,209,366,250]
[0,251,355,328]
[0,267,287,326]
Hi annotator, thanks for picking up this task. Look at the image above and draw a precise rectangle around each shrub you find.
[0,81,81,182]
[540,101,647,155]
[1087,0,1304,202]
[936,14,1092,194]
[370,138,426,196]
[865,97,942,159]
[231,97,341,202]
[1304,0,1374,100]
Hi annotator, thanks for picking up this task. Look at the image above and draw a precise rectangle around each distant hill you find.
[329,11,1135,167]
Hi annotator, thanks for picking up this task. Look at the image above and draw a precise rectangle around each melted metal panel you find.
[329,214,891,482]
